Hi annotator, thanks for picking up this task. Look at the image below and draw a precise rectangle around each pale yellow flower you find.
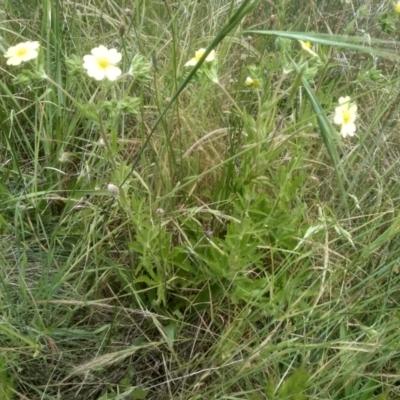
[245,76,260,88]
[185,48,216,67]
[298,40,318,57]
[395,1,400,14]
[333,96,357,138]
[5,41,40,66]
[83,45,122,81]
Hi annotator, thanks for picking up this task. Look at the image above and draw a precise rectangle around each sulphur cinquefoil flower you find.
[5,41,40,66]
[395,1,400,14]
[298,40,318,57]
[333,96,357,138]
[245,76,260,88]
[184,48,216,67]
[83,46,122,81]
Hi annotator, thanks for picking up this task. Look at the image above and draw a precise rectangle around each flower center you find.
[195,51,205,61]
[97,58,110,69]
[303,42,312,49]
[342,111,351,124]
[16,48,27,57]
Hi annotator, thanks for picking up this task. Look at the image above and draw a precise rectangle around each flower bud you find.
[107,184,120,198]
[119,23,126,37]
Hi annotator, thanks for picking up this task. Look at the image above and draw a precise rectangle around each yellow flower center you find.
[303,42,312,49]
[195,50,205,61]
[16,48,28,57]
[97,58,110,69]
[342,111,351,124]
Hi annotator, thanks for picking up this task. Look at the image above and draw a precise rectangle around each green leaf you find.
[265,375,276,399]
[129,388,148,399]
[373,392,389,400]
[278,367,309,399]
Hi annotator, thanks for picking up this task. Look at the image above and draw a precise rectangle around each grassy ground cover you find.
[1,0,400,398]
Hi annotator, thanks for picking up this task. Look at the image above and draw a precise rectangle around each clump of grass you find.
[1,0,400,399]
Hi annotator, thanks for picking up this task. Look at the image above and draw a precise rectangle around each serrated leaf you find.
[266,376,276,399]
[278,367,309,399]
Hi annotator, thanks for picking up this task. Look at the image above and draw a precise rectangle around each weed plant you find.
[1,0,400,399]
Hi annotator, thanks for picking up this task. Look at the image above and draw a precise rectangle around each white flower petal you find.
[91,45,108,58]
[83,45,122,81]
[185,47,216,67]
[4,41,40,66]
[21,52,37,62]
[6,57,22,66]
[91,70,107,80]
[338,96,350,105]
[341,122,356,138]
[333,109,344,124]
[83,54,96,64]
[25,41,40,50]
[105,66,122,81]
[184,58,197,67]
[108,48,122,63]
[205,50,216,62]
[83,57,99,71]
[349,103,357,115]
[333,96,358,138]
